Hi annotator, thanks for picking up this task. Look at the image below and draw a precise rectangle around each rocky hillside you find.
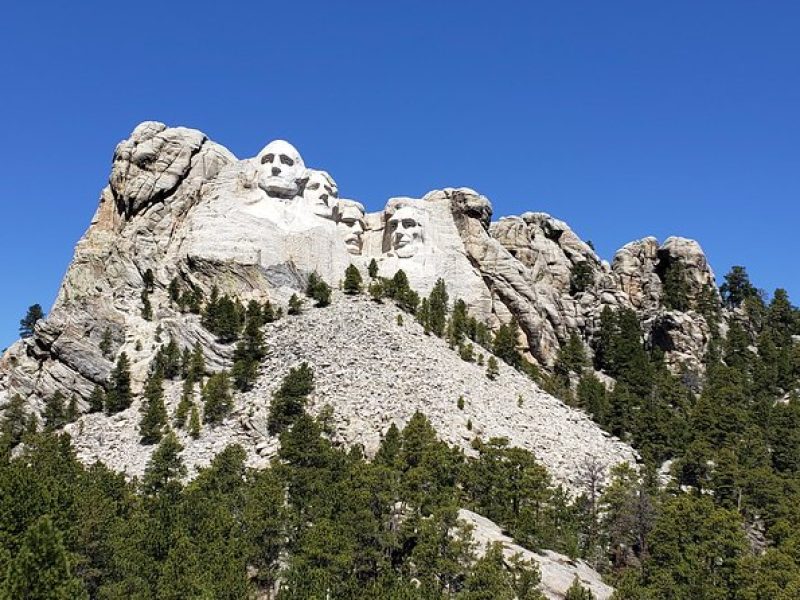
[65,294,634,491]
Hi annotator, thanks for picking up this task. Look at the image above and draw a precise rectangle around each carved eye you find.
[307,182,320,190]
[402,219,417,228]
[261,153,275,164]
[280,155,294,166]
[324,185,335,196]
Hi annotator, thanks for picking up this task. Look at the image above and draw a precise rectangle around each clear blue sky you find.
[1,1,798,349]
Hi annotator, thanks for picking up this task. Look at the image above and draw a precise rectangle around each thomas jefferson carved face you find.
[256,140,305,199]
[388,206,425,258]
[304,170,338,219]
[334,200,366,255]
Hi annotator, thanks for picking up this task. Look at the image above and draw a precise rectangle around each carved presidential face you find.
[335,200,366,255]
[256,140,305,198]
[304,170,338,219]
[388,206,425,258]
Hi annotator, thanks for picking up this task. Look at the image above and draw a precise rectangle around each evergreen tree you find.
[268,362,314,435]
[189,342,205,381]
[189,404,201,439]
[2,515,88,600]
[174,377,194,428]
[142,268,155,292]
[343,264,363,295]
[0,394,28,452]
[459,542,515,600]
[368,280,384,302]
[306,272,332,307]
[99,327,113,358]
[720,265,758,308]
[288,293,304,315]
[427,278,449,338]
[662,260,691,311]
[564,576,594,599]
[232,314,266,391]
[448,299,470,347]
[168,277,180,304]
[142,430,186,496]
[140,289,153,321]
[66,395,79,423]
[493,321,521,369]
[202,371,233,425]
[105,352,132,414]
[89,385,106,413]
[44,391,66,431]
[368,258,379,279]
[569,262,594,295]
[19,304,44,338]
[486,356,500,380]
[139,370,167,444]
[576,372,608,423]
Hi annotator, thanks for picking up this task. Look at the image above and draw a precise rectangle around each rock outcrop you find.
[0,120,724,473]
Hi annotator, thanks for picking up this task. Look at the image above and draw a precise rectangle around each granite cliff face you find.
[0,120,724,448]
[0,120,735,598]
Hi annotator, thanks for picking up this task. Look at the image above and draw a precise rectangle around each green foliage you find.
[140,289,153,320]
[383,270,420,313]
[139,371,167,444]
[287,293,304,315]
[44,391,66,431]
[570,262,594,295]
[486,356,499,380]
[306,271,332,307]
[720,265,759,309]
[368,280,384,302]
[231,311,266,392]
[343,264,363,295]
[565,576,594,599]
[457,396,465,410]
[189,405,201,439]
[201,371,233,425]
[2,515,88,600]
[19,304,44,339]
[105,352,132,415]
[368,258,379,278]
[174,377,194,428]
[661,260,690,311]
[268,362,314,435]
[493,321,521,369]
[202,287,244,342]
[142,430,186,496]
[99,327,113,358]
[425,278,449,337]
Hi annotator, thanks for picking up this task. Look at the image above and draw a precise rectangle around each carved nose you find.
[272,167,281,176]
[320,194,328,202]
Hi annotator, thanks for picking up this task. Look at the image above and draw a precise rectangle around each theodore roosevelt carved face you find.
[303,170,338,219]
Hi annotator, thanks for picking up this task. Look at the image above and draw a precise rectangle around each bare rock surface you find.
[68,295,636,492]
[460,509,614,600]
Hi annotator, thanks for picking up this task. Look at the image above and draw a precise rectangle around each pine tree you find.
[99,327,113,358]
[202,371,233,425]
[142,430,186,496]
[0,394,28,452]
[662,261,690,311]
[175,377,194,428]
[66,395,79,423]
[459,542,515,600]
[720,265,758,308]
[448,298,470,347]
[262,300,276,323]
[486,356,500,380]
[19,304,44,338]
[368,258,379,278]
[570,262,594,295]
[140,289,153,321]
[189,404,201,439]
[232,315,266,391]
[564,576,594,599]
[493,322,521,369]
[288,293,304,315]
[105,352,132,414]
[142,268,155,292]
[368,280,384,302]
[343,264,363,295]
[189,342,205,381]
[139,370,167,444]
[427,278,449,338]
[44,391,66,431]
[168,277,180,304]
[2,515,88,599]
[268,362,314,435]
[306,272,332,307]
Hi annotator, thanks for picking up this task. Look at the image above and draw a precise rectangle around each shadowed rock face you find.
[0,120,722,426]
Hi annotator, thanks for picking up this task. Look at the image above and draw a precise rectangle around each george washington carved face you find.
[256,139,305,199]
